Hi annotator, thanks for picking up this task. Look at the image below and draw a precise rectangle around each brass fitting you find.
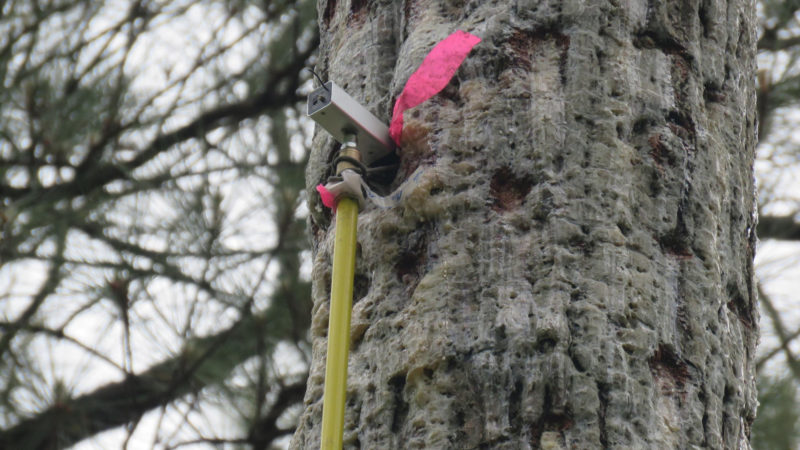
[335,134,362,176]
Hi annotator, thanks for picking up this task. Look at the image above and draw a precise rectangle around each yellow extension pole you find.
[320,195,359,450]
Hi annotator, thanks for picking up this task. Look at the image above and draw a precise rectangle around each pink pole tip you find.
[317,184,336,209]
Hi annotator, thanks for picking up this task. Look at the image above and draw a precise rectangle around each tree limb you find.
[757,215,800,241]
[757,325,800,373]
[758,284,800,380]
[0,234,65,359]
[0,303,297,449]
[758,35,800,51]
[246,381,306,450]
[3,36,317,207]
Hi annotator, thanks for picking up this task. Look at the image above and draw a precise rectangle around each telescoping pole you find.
[306,79,396,448]
[320,140,361,450]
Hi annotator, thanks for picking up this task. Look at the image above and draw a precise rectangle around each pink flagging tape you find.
[316,184,336,209]
[389,30,481,145]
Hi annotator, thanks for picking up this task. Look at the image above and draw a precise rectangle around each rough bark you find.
[295,0,758,448]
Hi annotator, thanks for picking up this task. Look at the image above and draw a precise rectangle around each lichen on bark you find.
[294,0,758,448]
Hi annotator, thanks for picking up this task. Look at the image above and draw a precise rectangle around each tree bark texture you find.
[294,0,758,448]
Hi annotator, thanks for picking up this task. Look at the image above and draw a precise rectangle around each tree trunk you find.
[294,0,758,448]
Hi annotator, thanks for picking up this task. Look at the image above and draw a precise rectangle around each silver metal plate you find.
[307,81,395,166]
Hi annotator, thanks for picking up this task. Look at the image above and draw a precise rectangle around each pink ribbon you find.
[389,30,481,145]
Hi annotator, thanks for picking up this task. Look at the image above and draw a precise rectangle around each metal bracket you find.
[307,81,395,166]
